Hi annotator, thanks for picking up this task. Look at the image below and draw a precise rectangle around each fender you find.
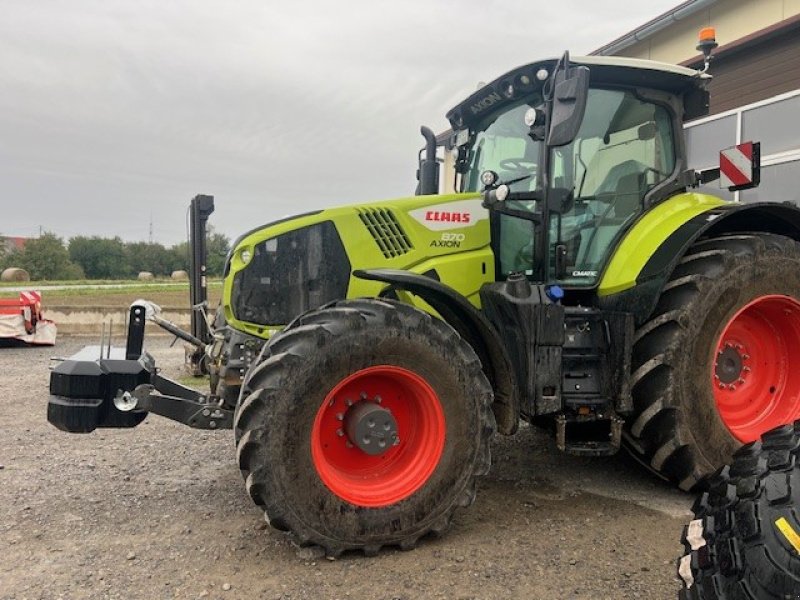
[353,268,519,435]
[599,199,800,325]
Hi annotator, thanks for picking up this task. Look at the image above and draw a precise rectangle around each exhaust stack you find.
[416,126,440,195]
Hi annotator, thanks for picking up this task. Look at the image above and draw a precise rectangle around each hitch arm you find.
[150,314,205,348]
[116,373,233,430]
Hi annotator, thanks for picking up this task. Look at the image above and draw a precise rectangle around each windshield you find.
[461,99,543,194]
[453,88,676,282]
[459,99,544,276]
[549,88,675,284]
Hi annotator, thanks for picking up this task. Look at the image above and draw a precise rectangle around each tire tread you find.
[678,420,800,599]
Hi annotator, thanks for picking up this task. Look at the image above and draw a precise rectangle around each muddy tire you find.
[234,299,494,556]
[627,233,800,490]
[678,422,800,599]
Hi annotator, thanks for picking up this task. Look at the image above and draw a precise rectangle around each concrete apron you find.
[46,305,191,336]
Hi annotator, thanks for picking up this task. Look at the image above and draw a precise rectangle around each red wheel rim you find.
[712,295,800,442]
[311,365,446,507]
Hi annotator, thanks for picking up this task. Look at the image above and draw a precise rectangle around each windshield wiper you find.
[501,173,532,187]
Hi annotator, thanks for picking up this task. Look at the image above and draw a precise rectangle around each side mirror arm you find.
[482,188,543,223]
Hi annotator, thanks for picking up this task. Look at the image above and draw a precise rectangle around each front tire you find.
[235,299,494,555]
[628,233,800,489]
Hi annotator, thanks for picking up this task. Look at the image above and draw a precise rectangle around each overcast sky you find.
[0,0,681,245]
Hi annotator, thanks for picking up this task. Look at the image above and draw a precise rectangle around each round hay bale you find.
[171,270,189,281]
[137,271,155,281]
[1,267,30,282]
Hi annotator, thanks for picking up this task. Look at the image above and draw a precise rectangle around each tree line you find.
[0,230,230,281]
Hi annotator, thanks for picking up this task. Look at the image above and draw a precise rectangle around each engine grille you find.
[358,208,413,258]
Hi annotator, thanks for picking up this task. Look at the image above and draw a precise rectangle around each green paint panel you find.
[598,192,726,297]
[223,193,495,338]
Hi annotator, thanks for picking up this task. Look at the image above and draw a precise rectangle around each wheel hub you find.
[714,344,746,385]
[343,400,399,456]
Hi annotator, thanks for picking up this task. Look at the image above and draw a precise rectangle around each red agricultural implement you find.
[0,291,57,345]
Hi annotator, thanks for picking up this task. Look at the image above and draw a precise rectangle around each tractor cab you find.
[446,55,708,287]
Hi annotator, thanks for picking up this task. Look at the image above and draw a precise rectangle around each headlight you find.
[480,170,498,187]
[524,108,538,127]
[495,185,510,202]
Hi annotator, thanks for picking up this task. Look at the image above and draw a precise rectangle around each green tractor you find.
[49,47,800,557]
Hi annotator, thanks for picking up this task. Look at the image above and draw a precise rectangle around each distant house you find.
[0,236,29,254]
[436,0,800,200]
[593,0,800,205]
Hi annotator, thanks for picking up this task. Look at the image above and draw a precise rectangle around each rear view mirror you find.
[547,66,589,147]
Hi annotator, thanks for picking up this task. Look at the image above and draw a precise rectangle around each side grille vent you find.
[358,208,413,258]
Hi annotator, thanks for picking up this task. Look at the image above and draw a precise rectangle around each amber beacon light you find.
[696,27,718,73]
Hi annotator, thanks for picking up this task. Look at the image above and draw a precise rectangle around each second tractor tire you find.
[678,421,800,599]
[627,233,800,489]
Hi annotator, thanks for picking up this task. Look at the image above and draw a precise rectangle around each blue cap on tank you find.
[546,285,564,302]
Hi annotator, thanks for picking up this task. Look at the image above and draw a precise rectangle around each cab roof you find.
[446,55,706,130]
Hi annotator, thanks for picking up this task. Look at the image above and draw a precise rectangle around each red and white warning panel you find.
[719,141,761,191]
[0,291,57,345]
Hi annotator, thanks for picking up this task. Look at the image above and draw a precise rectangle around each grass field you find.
[0,279,195,288]
[0,280,223,308]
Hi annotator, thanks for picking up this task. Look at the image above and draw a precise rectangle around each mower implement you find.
[0,291,56,346]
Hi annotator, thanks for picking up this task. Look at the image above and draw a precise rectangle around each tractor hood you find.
[221,193,494,338]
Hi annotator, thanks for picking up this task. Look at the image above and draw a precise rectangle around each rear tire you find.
[627,233,800,489]
[234,299,494,555]
[678,422,800,599]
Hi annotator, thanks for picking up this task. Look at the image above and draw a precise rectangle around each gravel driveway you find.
[0,337,691,599]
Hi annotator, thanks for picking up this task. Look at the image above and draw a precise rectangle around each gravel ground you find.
[0,337,692,600]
